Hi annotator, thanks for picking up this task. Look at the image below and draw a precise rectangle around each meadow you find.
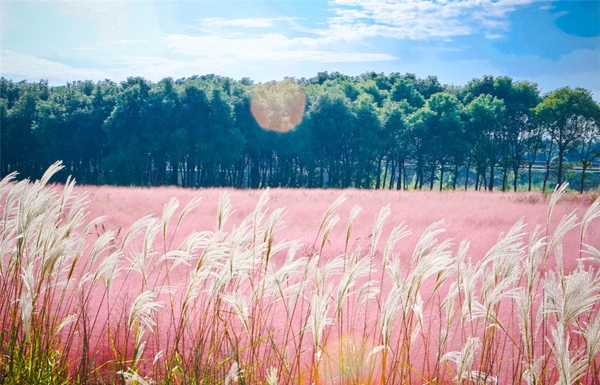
[1,162,600,385]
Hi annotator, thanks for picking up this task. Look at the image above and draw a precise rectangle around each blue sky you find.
[1,0,599,98]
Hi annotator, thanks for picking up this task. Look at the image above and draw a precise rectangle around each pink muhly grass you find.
[1,163,600,384]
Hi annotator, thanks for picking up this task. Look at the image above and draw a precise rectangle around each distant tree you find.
[3,82,49,178]
[140,78,184,186]
[573,116,600,193]
[390,78,425,110]
[407,106,434,189]
[103,77,152,185]
[534,87,600,186]
[380,100,408,189]
[415,75,444,99]
[408,93,464,190]
[306,92,354,187]
[351,94,381,188]
[424,93,465,190]
[466,94,506,191]
[494,77,540,191]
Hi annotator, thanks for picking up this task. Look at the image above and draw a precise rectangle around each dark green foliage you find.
[1,74,599,191]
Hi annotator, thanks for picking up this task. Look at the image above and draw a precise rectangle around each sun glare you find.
[250,79,306,132]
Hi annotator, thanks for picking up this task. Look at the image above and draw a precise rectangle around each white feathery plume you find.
[265,366,278,385]
[478,219,526,271]
[581,196,600,243]
[410,220,446,268]
[87,230,117,270]
[319,213,339,254]
[544,268,600,328]
[548,182,569,223]
[216,191,233,231]
[354,278,380,309]
[383,222,410,267]
[345,204,362,253]
[117,368,152,385]
[546,211,579,274]
[335,254,372,318]
[370,204,390,259]
[442,337,481,384]
[120,215,155,250]
[410,293,424,346]
[585,310,600,368]
[380,284,402,346]
[224,361,240,385]
[523,224,546,292]
[128,289,166,330]
[56,313,78,334]
[309,289,332,351]
[439,282,459,350]
[550,324,588,385]
[583,244,600,265]
[469,371,498,385]
[39,160,64,187]
[92,249,123,295]
[161,197,179,245]
[317,194,347,239]
[19,262,36,335]
[221,292,250,335]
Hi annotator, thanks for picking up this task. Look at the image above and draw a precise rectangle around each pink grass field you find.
[4,176,600,385]
[75,186,600,381]
[80,185,599,266]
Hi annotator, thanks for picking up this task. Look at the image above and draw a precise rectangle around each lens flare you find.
[250,79,306,133]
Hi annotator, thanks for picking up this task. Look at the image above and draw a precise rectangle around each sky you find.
[1,0,599,99]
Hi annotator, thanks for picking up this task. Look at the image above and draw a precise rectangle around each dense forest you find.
[1,72,599,192]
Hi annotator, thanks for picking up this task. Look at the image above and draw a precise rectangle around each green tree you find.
[573,115,600,193]
[390,78,425,110]
[534,87,600,186]
[380,100,409,189]
[305,91,354,187]
[140,78,185,186]
[352,94,382,188]
[103,77,152,185]
[466,94,506,191]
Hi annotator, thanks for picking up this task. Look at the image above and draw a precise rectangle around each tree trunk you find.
[542,158,551,193]
[429,162,436,190]
[375,157,382,189]
[464,161,470,191]
[389,160,396,190]
[453,164,459,190]
[580,163,588,193]
[557,147,564,186]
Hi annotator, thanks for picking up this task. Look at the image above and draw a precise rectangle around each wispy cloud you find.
[163,33,394,64]
[75,40,148,51]
[1,50,112,82]
[198,17,291,29]
[328,0,543,40]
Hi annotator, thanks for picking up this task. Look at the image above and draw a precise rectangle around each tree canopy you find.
[1,73,599,191]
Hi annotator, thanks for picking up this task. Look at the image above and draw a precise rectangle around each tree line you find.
[1,72,599,192]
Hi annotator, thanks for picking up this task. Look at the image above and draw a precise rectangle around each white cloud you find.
[199,17,289,29]
[74,40,148,51]
[328,0,543,40]
[163,33,395,64]
[0,50,113,82]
